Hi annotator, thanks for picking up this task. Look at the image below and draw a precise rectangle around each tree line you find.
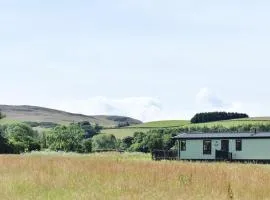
[190,112,249,123]
[0,121,177,154]
[1,121,270,154]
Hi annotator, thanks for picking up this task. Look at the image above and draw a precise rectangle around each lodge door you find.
[221,140,229,152]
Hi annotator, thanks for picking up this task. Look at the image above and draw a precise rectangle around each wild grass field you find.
[1,152,270,200]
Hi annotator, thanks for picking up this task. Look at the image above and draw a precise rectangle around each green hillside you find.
[103,117,270,138]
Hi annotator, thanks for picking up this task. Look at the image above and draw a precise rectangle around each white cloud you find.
[195,87,249,113]
[196,87,226,108]
[53,97,163,122]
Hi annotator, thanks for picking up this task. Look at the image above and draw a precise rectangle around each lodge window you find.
[236,139,242,151]
[203,140,211,154]
[180,140,186,151]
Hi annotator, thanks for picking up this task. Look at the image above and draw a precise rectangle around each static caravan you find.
[174,132,270,162]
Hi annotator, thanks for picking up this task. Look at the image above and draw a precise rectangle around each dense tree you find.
[46,124,84,152]
[77,121,102,138]
[120,136,133,150]
[92,134,117,151]
[191,112,249,123]
[5,123,40,153]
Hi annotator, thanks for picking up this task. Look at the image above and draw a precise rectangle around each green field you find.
[103,118,270,138]
[1,152,270,200]
[131,120,189,128]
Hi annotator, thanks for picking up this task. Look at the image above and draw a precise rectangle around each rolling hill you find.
[0,105,142,127]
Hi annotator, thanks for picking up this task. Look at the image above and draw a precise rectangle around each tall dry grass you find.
[0,153,269,200]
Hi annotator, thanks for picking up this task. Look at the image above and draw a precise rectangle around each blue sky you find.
[1,0,270,121]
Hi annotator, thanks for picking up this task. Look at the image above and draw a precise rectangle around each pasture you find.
[0,152,270,200]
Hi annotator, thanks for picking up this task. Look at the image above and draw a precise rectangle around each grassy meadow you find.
[0,152,270,200]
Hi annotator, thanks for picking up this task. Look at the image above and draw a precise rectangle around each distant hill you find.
[0,105,142,127]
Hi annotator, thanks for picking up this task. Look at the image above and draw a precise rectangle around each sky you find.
[0,0,270,122]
